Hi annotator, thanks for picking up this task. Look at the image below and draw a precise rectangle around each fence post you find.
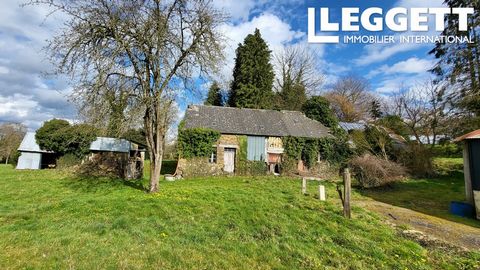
[343,168,351,218]
[319,185,326,201]
[302,177,307,195]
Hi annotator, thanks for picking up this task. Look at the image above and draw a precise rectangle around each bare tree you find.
[274,45,324,95]
[393,80,450,146]
[28,0,226,192]
[0,123,26,164]
[325,76,373,122]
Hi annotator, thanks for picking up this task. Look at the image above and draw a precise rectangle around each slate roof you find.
[183,105,332,139]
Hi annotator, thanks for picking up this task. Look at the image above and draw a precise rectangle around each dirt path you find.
[357,199,480,250]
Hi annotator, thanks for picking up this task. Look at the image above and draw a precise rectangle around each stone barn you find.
[179,105,333,177]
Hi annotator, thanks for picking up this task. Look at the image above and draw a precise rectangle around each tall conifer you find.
[228,29,274,109]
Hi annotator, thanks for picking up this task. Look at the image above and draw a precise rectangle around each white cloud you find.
[367,57,435,78]
[212,0,256,21]
[0,0,73,130]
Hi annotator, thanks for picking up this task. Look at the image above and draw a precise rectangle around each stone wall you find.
[177,157,224,178]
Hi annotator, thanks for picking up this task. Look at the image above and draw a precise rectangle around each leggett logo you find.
[308,7,475,44]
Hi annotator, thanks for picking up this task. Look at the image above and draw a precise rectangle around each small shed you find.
[88,137,145,179]
[16,132,57,169]
[454,129,480,219]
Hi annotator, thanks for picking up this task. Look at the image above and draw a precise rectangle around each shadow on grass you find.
[63,172,148,193]
[359,170,480,228]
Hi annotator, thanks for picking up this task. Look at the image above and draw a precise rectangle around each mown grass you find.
[361,158,480,228]
[0,164,479,269]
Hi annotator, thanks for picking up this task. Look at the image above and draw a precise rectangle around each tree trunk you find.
[5,154,9,165]
[149,155,162,193]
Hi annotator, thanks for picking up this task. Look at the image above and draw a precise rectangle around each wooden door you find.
[224,148,236,173]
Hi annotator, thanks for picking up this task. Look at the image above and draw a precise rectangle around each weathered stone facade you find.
[177,157,224,178]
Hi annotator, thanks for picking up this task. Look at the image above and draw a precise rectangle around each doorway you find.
[223,148,236,173]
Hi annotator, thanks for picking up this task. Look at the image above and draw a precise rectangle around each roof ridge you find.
[190,104,305,114]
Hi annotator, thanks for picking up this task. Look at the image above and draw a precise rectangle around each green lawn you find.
[0,164,478,269]
[361,158,480,228]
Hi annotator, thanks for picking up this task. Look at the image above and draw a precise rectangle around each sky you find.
[0,0,447,131]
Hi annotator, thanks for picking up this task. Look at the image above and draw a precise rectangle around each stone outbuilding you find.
[179,105,333,176]
[16,132,145,180]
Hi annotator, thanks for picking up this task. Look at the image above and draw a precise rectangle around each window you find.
[209,148,217,163]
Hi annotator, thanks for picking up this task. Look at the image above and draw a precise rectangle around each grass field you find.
[0,164,479,269]
[361,158,480,228]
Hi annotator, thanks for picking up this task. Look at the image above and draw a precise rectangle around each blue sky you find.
[0,0,446,130]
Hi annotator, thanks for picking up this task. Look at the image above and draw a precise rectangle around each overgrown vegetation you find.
[350,154,407,188]
[236,136,267,176]
[36,119,98,158]
[283,136,351,169]
[1,165,479,269]
[177,128,220,158]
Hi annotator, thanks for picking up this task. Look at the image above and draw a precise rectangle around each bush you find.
[431,142,462,158]
[397,143,434,178]
[57,153,83,169]
[236,160,267,176]
[350,154,406,188]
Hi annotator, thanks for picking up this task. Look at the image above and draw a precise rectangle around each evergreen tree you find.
[204,81,223,106]
[228,29,274,109]
[278,75,307,111]
[370,100,383,120]
[302,96,339,129]
[430,0,480,115]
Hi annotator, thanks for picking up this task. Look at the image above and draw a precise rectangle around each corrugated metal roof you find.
[17,132,52,153]
[89,137,132,153]
[18,132,134,154]
[454,129,480,142]
[339,122,367,131]
[183,105,332,139]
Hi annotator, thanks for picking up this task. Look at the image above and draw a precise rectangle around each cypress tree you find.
[204,81,223,106]
[228,29,274,109]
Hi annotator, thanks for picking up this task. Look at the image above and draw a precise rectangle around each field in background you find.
[0,164,479,269]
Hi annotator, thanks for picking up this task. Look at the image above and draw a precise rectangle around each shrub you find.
[177,128,220,158]
[431,142,462,158]
[397,143,434,178]
[350,154,406,188]
[236,160,267,176]
[57,153,82,169]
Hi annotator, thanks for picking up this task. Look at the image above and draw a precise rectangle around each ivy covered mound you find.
[0,165,478,269]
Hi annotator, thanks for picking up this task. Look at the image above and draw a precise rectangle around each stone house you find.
[178,105,332,176]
